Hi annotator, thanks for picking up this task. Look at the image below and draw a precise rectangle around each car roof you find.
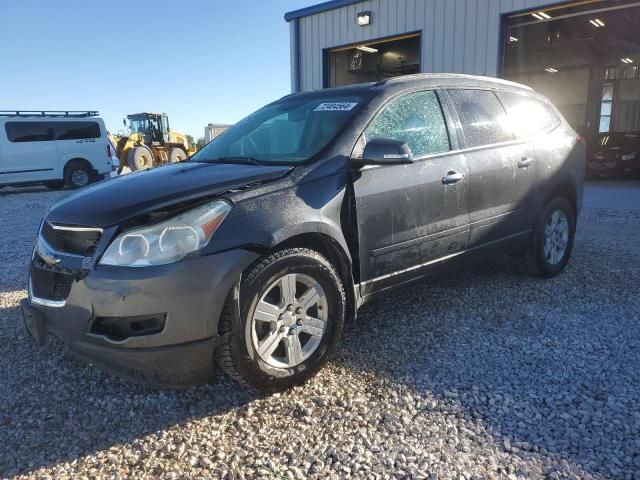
[281,73,533,101]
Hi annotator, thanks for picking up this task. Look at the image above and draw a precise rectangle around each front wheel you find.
[524,197,576,278]
[216,248,345,391]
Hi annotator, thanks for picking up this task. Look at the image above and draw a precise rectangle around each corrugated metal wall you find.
[293,0,559,91]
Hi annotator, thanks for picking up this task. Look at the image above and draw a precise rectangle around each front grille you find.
[30,266,74,302]
[41,222,101,256]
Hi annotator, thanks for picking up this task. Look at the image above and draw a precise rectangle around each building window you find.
[599,84,614,133]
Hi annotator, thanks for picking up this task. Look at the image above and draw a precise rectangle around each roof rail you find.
[0,110,99,118]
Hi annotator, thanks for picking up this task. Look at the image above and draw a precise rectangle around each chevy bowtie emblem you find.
[35,238,61,266]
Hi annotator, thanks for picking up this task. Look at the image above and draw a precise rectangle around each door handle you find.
[442,171,465,184]
[518,157,533,168]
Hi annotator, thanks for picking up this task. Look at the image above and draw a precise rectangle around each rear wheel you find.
[216,248,345,391]
[169,147,187,163]
[64,162,93,189]
[127,146,154,171]
[524,197,576,278]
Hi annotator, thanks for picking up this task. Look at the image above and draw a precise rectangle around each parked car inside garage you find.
[587,131,640,178]
[21,74,585,391]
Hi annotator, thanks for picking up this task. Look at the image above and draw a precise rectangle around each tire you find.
[127,146,154,171]
[216,248,346,392]
[169,147,187,163]
[43,180,65,190]
[64,162,93,189]
[524,197,576,278]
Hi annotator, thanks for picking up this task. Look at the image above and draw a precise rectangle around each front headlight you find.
[99,200,231,267]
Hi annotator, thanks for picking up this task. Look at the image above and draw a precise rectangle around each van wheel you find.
[524,197,576,278]
[43,180,65,190]
[127,146,154,171]
[64,163,92,189]
[216,248,345,392]
[169,147,187,163]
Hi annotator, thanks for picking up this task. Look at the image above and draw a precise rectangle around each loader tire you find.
[169,147,187,163]
[127,146,154,171]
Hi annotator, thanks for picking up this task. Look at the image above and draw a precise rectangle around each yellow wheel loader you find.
[109,113,196,172]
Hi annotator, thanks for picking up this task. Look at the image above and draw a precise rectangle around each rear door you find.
[351,89,470,296]
[54,120,108,174]
[2,121,59,183]
[445,88,537,248]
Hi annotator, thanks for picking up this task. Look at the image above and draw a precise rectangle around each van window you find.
[364,90,450,158]
[5,122,54,142]
[496,91,560,138]
[55,122,101,140]
[447,89,512,148]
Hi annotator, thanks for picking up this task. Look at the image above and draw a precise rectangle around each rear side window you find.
[5,122,54,142]
[364,90,450,158]
[496,91,560,139]
[447,89,512,148]
[55,121,101,140]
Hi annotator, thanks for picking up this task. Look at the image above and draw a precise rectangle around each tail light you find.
[107,144,112,157]
[576,135,586,149]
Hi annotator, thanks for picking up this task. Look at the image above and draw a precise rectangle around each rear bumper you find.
[26,249,259,387]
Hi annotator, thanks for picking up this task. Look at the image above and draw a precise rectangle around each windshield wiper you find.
[205,156,265,166]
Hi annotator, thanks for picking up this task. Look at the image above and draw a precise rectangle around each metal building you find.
[285,0,640,139]
[204,123,231,143]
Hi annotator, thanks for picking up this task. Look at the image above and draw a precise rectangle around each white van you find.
[0,111,113,189]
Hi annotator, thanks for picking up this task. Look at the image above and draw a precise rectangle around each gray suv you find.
[22,74,585,391]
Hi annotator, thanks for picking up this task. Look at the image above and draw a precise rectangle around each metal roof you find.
[284,0,362,21]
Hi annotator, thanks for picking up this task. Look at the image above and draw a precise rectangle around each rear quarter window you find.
[496,91,560,139]
[447,89,513,148]
[5,122,54,142]
[55,121,102,140]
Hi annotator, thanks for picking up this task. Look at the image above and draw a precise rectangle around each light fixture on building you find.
[509,35,519,43]
[545,67,558,73]
[357,11,371,26]
[589,18,605,27]
[621,57,634,64]
[356,45,378,53]
[532,11,551,20]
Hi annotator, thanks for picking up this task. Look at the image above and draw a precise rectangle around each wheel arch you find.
[544,180,577,216]
[253,229,358,324]
[63,157,95,176]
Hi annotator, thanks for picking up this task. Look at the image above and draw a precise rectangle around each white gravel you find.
[1,185,639,479]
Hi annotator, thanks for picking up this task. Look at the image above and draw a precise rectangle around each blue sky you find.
[0,0,316,139]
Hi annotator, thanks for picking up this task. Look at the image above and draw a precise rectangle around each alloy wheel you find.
[251,273,328,368]
[543,209,569,265]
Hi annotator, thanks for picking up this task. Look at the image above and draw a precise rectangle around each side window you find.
[5,122,54,142]
[496,91,560,139]
[55,122,101,140]
[447,89,512,148]
[364,90,450,158]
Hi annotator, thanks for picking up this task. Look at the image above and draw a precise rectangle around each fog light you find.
[90,314,166,342]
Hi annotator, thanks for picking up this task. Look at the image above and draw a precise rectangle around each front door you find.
[2,121,59,183]
[351,90,470,296]
[445,89,538,247]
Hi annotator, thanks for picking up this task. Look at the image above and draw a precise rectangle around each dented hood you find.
[47,161,292,227]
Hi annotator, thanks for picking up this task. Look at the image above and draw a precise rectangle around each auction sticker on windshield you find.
[314,102,358,112]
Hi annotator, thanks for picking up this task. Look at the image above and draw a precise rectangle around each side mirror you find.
[361,138,414,165]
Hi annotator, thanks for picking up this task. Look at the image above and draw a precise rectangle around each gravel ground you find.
[1,185,639,479]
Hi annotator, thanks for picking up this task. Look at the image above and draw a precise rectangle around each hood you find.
[47,162,292,227]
